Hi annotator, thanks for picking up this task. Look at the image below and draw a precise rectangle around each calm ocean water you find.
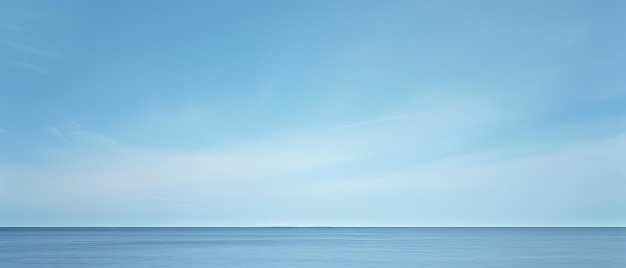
[1,227,624,267]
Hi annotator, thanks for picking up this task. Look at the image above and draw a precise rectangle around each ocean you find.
[1,227,624,267]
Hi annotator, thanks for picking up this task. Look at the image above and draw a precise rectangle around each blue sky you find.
[0,0,625,226]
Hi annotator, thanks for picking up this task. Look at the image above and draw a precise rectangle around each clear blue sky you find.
[1,0,624,226]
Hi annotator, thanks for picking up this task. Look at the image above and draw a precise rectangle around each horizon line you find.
[2,226,624,228]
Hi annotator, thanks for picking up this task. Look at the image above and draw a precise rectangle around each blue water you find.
[1,228,624,267]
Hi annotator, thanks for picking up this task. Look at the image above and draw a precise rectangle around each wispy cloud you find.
[4,129,624,226]
[44,122,118,148]
[335,114,414,130]
[543,24,590,49]
[44,126,72,143]
[595,90,626,100]
[151,139,206,147]
[12,61,51,74]
[0,40,63,60]
[4,90,620,226]
[21,12,42,20]
[0,23,24,32]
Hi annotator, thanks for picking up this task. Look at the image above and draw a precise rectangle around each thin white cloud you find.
[12,61,51,74]
[4,133,624,226]
[21,12,42,20]
[151,139,206,147]
[286,134,626,226]
[143,194,204,203]
[5,104,624,226]
[66,122,118,146]
[335,114,414,130]
[3,122,368,211]
[0,128,12,137]
[0,23,24,32]
[595,90,626,100]
[46,122,117,145]
[44,126,72,143]
[0,40,63,60]
[544,24,590,48]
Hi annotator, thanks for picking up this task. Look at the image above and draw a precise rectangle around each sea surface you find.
[1,227,624,267]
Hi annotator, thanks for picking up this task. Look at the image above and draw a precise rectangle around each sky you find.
[0,0,625,227]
